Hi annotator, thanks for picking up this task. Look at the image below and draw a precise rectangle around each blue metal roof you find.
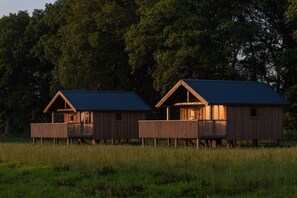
[183,79,289,105]
[60,90,151,111]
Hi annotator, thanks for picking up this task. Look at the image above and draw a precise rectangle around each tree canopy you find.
[0,0,296,134]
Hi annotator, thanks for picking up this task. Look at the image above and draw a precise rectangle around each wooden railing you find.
[67,123,93,138]
[30,123,94,138]
[198,120,226,138]
[139,120,226,139]
[139,120,199,138]
[31,123,68,138]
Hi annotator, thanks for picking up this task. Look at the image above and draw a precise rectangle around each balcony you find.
[31,123,94,139]
[139,120,226,139]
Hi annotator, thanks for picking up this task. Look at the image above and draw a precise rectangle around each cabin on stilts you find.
[31,90,151,145]
[139,79,289,148]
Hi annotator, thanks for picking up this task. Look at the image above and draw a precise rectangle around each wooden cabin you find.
[31,90,151,144]
[139,79,289,147]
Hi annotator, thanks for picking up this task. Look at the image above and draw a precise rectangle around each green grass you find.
[0,144,297,197]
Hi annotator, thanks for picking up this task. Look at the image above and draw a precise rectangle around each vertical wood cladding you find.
[227,106,283,140]
[93,112,146,140]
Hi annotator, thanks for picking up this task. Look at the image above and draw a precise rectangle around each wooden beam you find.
[166,107,170,120]
[196,138,199,149]
[210,105,213,120]
[44,91,77,113]
[173,102,204,106]
[156,80,183,108]
[155,80,209,108]
[51,112,55,123]
[56,109,75,112]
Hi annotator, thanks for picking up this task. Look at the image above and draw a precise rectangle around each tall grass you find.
[0,144,297,197]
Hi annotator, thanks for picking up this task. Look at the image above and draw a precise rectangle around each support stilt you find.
[174,139,178,149]
[196,138,199,149]
[154,138,157,147]
[167,139,171,146]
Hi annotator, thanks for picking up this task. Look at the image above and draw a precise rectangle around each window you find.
[115,113,122,121]
[81,111,92,123]
[250,108,258,118]
[70,115,74,122]
[85,112,91,123]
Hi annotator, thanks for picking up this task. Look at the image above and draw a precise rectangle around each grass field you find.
[0,144,297,197]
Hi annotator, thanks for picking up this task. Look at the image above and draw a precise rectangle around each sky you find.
[0,0,57,17]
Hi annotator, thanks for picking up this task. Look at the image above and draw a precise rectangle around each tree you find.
[288,0,297,39]
[52,0,137,91]
[0,11,35,134]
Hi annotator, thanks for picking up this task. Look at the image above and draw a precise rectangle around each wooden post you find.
[185,139,189,147]
[51,112,55,123]
[79,112,82,137]
[187,91,190,102]
[210,105,213,120]
[112,139,115,145]
[32,138,35,145]
[167,139,171,146]
[196,138,199,149]
[211,140,216,148]
[154,138,157,147]
[142,138,145,147]
[253,140,258,147]
[40,138,43,145]
[166,107,170,120]
[53,138,56,145]
[174,139,178,149]
[91,139,97,145]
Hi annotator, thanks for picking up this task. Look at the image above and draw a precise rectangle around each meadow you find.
[0,143,297,197]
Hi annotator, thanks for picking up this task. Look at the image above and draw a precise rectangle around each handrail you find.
[67,123,94,138]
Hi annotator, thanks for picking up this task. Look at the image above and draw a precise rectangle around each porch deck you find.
[139,120,226,139]
[31,123,94,139]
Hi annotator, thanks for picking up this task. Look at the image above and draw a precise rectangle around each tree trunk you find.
[4,117,11,136]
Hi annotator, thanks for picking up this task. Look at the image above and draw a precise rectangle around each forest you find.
[0,0,296,135]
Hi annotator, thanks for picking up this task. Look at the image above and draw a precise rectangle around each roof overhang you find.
[155,80,209,108]
[43,91,77,113]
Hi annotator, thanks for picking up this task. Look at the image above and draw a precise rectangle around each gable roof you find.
[156,79,289,107]
[44,90,151,113]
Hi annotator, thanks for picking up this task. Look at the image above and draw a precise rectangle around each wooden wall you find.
[93,112,146,140]
[227,106,283,140]
[180,105,226,120]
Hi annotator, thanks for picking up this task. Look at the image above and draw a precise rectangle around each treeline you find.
[0,0,296,134]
